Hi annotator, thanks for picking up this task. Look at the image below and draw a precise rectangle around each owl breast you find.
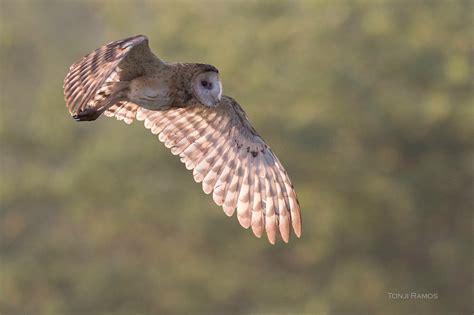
[128,75,173,110]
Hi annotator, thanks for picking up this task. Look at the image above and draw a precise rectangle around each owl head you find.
[191,64,222,107]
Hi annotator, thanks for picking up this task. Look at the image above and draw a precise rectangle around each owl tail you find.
[73,81,130,121]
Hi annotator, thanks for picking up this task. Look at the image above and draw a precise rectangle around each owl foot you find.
[73,107,103,121]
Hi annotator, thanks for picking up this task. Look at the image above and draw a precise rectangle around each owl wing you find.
[106,96,301,244]
[63,35,162,116]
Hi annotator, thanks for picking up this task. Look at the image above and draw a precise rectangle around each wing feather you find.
[214,133,241,210]
[264,172,278,244]
[211,126,239,206]
[104,101,140,124]
[250,153,266,238]
[236,151,251,228]
[174,114,218,162]
[192,115,232,183]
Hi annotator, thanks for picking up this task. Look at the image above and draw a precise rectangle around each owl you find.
[63,35,301,244]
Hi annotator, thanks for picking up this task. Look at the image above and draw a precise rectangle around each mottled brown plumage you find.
[63,35,301,244]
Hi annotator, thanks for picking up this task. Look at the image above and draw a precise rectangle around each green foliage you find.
[1,1,472,314]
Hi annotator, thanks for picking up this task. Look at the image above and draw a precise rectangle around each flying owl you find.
[63,35,301,244]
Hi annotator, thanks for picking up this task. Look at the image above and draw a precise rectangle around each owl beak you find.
[214,81,222,106]
[212,96,221,107]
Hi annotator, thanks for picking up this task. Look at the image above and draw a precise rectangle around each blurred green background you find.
[1,1,472,314]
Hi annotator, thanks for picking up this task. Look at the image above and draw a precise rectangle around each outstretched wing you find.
[63,35,163,116]
[106,96,302,244]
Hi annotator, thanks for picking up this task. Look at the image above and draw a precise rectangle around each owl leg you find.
[73,107,106,121]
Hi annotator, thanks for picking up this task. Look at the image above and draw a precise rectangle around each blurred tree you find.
[0,1,472,315]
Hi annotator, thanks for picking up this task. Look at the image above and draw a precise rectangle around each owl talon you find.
[73,108,101,121]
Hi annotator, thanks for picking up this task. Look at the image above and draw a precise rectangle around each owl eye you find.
[201,80,213,89]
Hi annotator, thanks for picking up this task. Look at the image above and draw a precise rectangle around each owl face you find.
[192,71,222,107]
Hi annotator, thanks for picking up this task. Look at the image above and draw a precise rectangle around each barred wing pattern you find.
[104,101,140,124]
[63,35,159,116]
[107,96,302,244]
